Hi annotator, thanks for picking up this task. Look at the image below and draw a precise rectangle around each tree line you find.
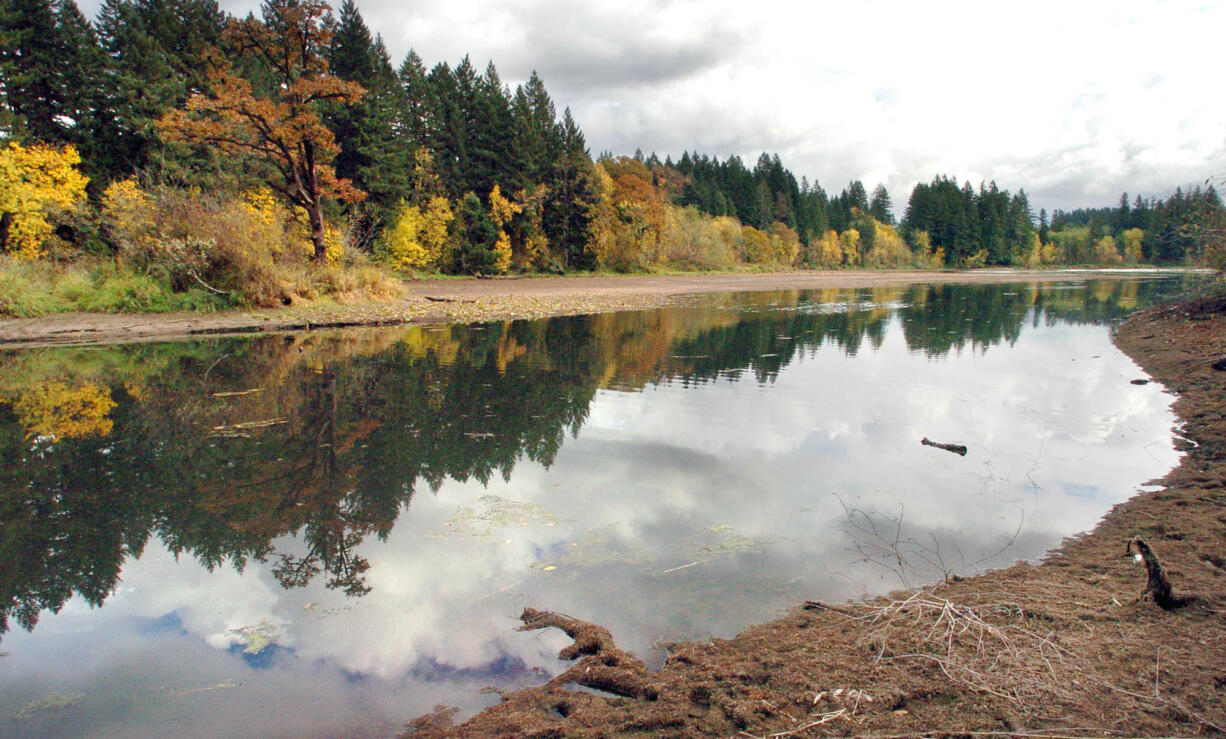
[1,0,1222,312]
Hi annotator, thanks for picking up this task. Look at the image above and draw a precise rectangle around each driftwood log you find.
[921,437,968,456]
[1127,536,1177,610]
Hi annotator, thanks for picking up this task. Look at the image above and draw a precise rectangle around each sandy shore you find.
[0,268,1146,348]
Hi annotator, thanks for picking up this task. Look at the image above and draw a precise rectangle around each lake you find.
[0,276,1190,736]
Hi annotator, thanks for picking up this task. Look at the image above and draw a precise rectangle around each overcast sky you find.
[82,0,1226,214]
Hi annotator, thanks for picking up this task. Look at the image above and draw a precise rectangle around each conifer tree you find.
[0,0,64,142]
[869,184,893,225]
[544,108,596,269]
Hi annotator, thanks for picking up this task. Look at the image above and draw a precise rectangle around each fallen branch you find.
[1126,536,1178,610]
[922,437,968,456]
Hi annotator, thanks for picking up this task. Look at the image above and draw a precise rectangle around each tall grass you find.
[0,256,227,317]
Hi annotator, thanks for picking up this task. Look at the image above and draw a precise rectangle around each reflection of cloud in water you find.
[0,306,1179,734]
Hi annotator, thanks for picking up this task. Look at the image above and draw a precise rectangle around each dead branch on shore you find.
[852,590,1075,708]
[1126,536,1178,610]
[518,608,656,700]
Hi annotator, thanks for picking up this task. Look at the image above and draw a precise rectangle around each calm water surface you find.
[0,278,1190,736]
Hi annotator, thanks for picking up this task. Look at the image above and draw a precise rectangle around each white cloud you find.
[75,0,1225,211]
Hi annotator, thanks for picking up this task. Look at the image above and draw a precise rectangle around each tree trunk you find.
[307,200,328,264]
[0,211,11,253]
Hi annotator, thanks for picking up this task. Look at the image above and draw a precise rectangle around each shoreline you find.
[407,281,1226,736]
[0,268,1184,349]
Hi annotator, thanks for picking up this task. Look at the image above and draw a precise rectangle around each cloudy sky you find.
[82,0,1226,214]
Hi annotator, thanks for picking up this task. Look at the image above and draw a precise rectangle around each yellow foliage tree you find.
[382,196,454,270]
[816,229,842,267]
[586,165,620,269]
[1121,228,1144,265]
[1094,235,1122,265]
[513,185,551,270]
[1022,231,1044,268]
[488,184,521,274]
[963,249,990,268]
[911,230,945,269]
[863,222,911,268]
[767,222,801,266]
[740,226,772,264]
[0,141,89,259]
[839,228,860,266]
[7,381,117,440]
[101,177,157,251]
[1041,241,1060,265]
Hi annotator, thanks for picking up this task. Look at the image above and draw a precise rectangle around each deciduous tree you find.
[158,0,364,263]
[0,141,88,258]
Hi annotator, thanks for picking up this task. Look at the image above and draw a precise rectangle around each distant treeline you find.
[1,0,1222,304]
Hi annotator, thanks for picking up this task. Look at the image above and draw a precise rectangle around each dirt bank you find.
[0,268,1134,348]
[407,292,1226,737]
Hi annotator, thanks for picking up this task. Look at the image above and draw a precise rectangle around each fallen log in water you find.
[921,437,968,456]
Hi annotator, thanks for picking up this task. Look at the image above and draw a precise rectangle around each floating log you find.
[921,437,968,456]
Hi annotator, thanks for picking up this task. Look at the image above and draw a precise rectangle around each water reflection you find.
[0,278,1186,735]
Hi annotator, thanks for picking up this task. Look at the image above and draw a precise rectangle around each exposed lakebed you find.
[0,277,1193,736]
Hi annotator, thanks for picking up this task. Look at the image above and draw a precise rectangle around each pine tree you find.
[325,0,376,187]
[94,0,222,182]
[395,49,430,154]
[512,70,560,186]
[0,0,64,143]
[869,184,893,225]
[325,3,407,241]
[543,108,596,269]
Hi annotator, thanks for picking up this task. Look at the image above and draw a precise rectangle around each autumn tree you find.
[0,141,88,258]
[158,0,364,263]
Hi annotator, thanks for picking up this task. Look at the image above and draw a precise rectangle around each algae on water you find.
[12,692,84,721]
[437,495,564,540]
[229,619,280,654]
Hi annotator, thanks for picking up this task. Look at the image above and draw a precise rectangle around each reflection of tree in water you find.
[0,323,606,636]
[0,277,1187,637]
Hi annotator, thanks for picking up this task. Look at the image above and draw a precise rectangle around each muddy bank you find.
[407,293,1226,737]
[0,268,1147,348]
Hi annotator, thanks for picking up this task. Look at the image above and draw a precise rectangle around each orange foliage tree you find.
[157,0,364,263]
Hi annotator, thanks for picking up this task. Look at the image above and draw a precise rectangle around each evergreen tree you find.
[395,49,430,153]
[448,191,499,274]
[0,0,64,142]
[466,61,515,196]
[94,0,222,182]
[543,108,596,269]
[846,180,869,213]
[869,184,893,225]
[325,0,377,187]
[512,70,560,186]
[324,4,407,241]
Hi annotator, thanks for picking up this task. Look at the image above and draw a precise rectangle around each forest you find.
[1,0,1223,316]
